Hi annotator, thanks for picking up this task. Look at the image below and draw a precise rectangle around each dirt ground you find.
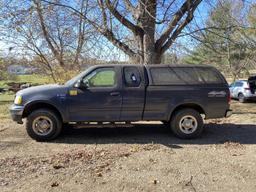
[1,101,256,192]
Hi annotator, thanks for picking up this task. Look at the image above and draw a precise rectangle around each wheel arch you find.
[22,101,64,122]
[238,92,244,97]
[169,103,206,121]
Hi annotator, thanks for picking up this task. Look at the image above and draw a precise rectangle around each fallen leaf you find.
[51,182,59,187]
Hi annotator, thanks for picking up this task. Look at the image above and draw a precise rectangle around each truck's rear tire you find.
[26,109,62,141]
[170,108,203,139]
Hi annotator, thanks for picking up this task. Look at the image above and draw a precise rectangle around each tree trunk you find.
[138,0,160,64]
[154,53,162,64]
[42,0,202,65]
[135,33,144,64]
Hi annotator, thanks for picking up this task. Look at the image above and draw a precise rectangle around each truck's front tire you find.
[26,109,62,141]
[170,108,203,139]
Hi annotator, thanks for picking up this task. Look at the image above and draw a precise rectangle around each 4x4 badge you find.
[69,90,78,96]
[208,91,226,97]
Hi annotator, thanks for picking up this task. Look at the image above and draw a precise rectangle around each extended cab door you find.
[67,66,122,122]
[120,66,146,121]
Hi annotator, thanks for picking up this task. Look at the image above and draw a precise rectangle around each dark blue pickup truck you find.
[10,64,232,141]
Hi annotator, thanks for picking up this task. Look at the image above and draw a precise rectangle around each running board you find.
[70,122,133,129]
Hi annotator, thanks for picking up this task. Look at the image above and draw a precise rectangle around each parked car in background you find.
[7,65,38,75]
[10,64,232,141]
[229,77,256,102]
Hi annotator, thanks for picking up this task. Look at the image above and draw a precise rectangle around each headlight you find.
[14,95,23,105]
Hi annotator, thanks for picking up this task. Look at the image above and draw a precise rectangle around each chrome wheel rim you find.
[32,116,53,136]
[179,115,198,134]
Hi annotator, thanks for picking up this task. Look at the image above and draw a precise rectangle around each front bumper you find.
[9,104,24,124]
[225,109,232,118]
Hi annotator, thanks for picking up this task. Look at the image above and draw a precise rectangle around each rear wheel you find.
[238,93,246,103]
[170,108,203,139]
[26,109,62,141]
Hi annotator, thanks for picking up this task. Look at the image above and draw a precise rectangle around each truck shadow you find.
[54,123,256,147]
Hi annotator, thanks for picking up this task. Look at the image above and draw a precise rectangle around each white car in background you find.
[229,78,256,102]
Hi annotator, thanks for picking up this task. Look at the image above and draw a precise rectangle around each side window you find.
[234,82,243,87]
[82,67,116,88]
[124,67,141,87]
[172,67,202,84]
[150,67,182,85]
[150,67,201,85]
[196,68,223,84]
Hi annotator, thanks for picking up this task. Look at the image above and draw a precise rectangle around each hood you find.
[16,84,65,96]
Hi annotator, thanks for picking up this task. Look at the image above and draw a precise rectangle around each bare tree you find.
[183,0,256,80]
[0,0,97,80]
[41,0,202,64]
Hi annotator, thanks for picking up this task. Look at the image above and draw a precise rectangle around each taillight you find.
[228,90,231,104]
[245,83,251,91]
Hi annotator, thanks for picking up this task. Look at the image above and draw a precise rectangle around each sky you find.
[0,0,255,61]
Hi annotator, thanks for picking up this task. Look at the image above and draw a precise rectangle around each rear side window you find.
[124,67,141,87]
[195,68,223,84]
[150,67,202,85]
[172,67,203,84]
[234,82,243,87]
[150,67,182,85]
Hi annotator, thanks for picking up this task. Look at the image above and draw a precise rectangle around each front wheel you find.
[26,109,62,141]
[170,108,204,139]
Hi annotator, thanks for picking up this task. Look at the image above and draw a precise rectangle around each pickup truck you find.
[10,64,232,141]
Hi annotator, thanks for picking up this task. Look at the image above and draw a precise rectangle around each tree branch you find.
[33,0,65,67]
[160,0,202,53]
[123,0,136,15]
[102,29,137,57]
[41,0,137,59]
[156,0,201,50]
[105,0,142,35]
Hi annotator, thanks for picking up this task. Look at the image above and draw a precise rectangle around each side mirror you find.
[74,80,88,89]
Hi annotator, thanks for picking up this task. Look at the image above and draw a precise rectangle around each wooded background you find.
[0,0,255,81]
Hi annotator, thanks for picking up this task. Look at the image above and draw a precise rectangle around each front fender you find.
[23,100,67,122]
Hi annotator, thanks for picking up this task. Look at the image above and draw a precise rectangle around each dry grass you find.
[1,101,256,191]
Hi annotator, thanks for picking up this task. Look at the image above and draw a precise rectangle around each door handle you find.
[110,92,120,96]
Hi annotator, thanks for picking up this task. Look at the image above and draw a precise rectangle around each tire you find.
[170,108,204,139]
[238,93,246,103]
[26,109,62,141]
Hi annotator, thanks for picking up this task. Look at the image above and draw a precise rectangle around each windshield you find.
[64,69,89,86]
